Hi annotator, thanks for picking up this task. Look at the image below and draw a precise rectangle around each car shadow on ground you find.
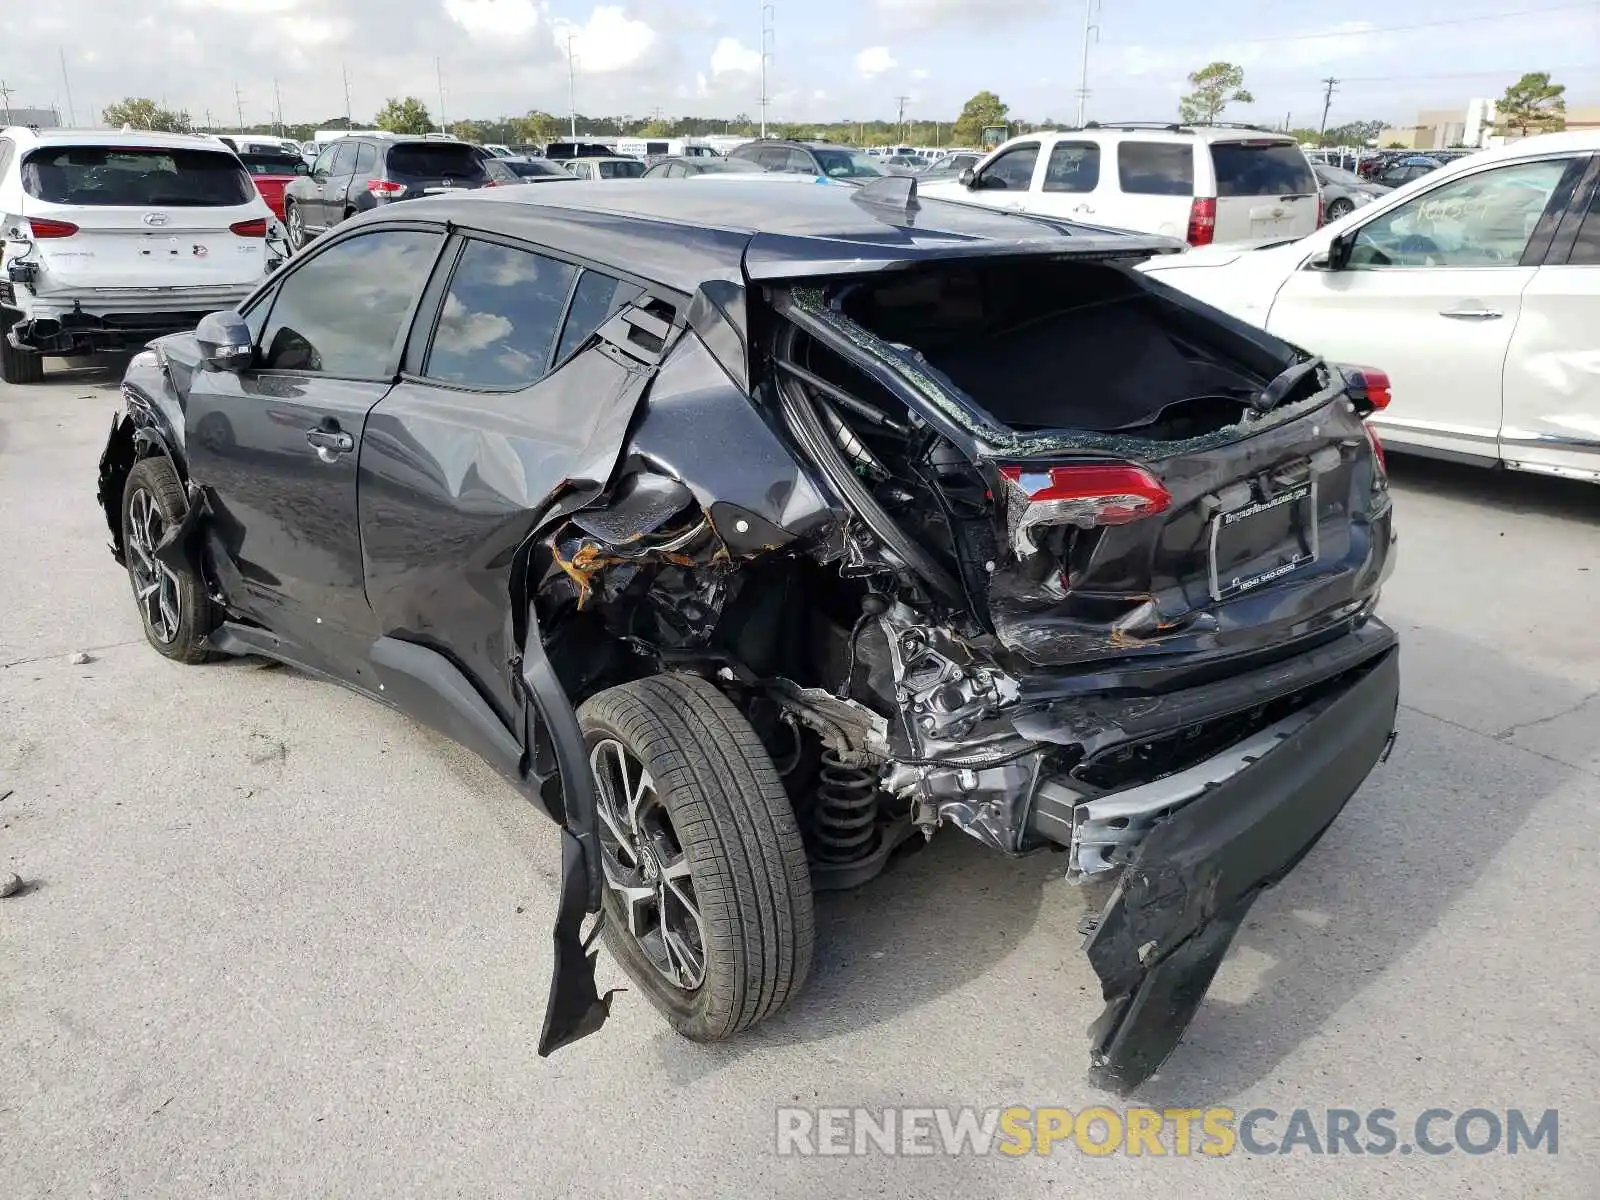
[1386,451,1599,520]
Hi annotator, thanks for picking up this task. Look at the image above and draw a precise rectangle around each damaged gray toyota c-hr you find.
[96,176,1398,1091]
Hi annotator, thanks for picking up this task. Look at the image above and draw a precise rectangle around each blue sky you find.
[3,0,1596,129]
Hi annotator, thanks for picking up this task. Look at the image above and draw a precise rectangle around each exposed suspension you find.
[811,748,879,864]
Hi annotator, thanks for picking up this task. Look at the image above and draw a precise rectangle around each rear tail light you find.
[1341,365,1392,414]
[998,463,1172,552]
[1186,197,1215,247]
[367,179,406,197]
[229,218,268,237]
[27,218,79,239]
[1317,197,1326,228]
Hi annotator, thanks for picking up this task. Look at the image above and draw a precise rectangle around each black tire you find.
[121,457,219,664]
[0,314,45,385]
[578,673,814,1041]
[284,200,308,251]
[1325,197,1354,221]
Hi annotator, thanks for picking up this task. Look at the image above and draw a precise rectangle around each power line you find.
[1104,2,1599,48]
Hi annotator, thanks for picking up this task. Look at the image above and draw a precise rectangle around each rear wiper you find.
[1252,356,1324,414]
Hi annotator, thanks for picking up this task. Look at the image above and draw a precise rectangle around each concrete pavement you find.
[2,365,1597,1197]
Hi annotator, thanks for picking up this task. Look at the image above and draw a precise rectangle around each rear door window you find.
[385,143,488,182]
[21,146,254,206]
[354,143,378,174]
[259,229,442,375]
[1568,180,1600,264]
[1042,142,1100,192]
[1210,141,1316,197]
[555,270,645,364]
[328,143,357,177]
[424,239,577,387]
[1117,142,1194,196]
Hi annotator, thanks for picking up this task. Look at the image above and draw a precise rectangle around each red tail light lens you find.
[1186,197,1216,247]
[27,218,79,238]
[998,463,1172,529]
[367,179,406,196]
[229,218,268,237]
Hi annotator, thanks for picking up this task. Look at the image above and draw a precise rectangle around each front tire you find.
[121,457,219,664]
[578,674,814,1041]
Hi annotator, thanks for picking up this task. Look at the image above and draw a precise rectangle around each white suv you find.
[919,123,1320,247]
[0,127,274,383]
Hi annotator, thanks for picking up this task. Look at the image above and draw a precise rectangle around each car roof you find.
[365,177,1180,293]
[0,127,236,152]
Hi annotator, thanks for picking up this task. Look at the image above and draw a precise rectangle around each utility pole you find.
[273,78,283,137]
[342,65,353,127]
[759,1,775,137]
[1319,77,1339,136]
[205,108,214,132]
[435,57,447,134]
[234,82,245,131]
[565,32,578,140]
[895,95,909,143]
[1075,0,1100,127]
[0,81,13,128]
[60,49,77,126]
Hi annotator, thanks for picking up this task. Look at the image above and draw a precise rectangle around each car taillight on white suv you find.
[1186,198,1216,247]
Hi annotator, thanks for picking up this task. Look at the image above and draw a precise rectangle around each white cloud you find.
[709,36,761,76]
[553,7,656,73]
[854,46,896,79]
[873,0,1052,28]
[444,0,544,39]
[910,67,929,81]
[175,0,302,13]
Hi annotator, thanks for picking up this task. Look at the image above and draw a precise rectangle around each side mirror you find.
[1327,230,1356,271]
[958,167,977,188]
[195,310,254,372]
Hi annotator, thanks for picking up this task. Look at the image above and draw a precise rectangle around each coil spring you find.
[812,749,879,864]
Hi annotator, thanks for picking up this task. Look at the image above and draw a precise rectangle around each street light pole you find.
[1075,0,1100,127]
[566,32,578,140]
[759,2,775,137]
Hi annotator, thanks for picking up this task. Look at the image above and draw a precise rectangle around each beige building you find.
[1381,101,1600,149]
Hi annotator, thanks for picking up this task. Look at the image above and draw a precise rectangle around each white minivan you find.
[920,124,1321,247]
[0,127,274,383]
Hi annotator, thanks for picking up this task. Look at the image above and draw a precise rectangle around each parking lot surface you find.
[3,364,1598,1197]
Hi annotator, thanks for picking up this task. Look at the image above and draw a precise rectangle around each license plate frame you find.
[1207,479,1318,601]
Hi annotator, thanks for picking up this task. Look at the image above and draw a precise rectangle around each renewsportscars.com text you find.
[775,1106,1558,1158]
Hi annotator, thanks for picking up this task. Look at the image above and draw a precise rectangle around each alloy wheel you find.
[126,487,181,645]
[286,204,304,249]
[589,737,708,991]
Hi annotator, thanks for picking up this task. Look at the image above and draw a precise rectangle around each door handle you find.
[305,425,354,461]
[1439,306,1503,320]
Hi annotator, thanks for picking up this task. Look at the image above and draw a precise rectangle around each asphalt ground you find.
[3,362,1597,1197]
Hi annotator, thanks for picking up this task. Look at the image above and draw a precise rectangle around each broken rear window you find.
[22,146,254,206]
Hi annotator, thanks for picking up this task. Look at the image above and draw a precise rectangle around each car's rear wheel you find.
[578,674,814,1041]
[121,457,219,664]
[1325,197,1354,221]
[284,201,308,250]
[0,313,45,385]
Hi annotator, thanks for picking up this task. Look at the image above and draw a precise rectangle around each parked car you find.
[1371,155,1443,188]
[496,157,581,182]
[1141,130,1600,482]
[920,151,983,181]
[728,139,886,179]
[0,126,274,383]
[96,177,1398,1089]
[230,143,312,222]
[282,135,495,249]
[1312,162,1390,221]
[880,154,927,175]
[641,157,766,178]
[921,123,1320,246]
[561,157,647,181]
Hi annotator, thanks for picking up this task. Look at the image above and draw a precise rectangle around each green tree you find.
[637,118,674,137]
[513,110,559,146]
[102,98,192,133]
[375,96,433,135]
[1496,72,1566,138]
[1324,119,1387,147]
[1178,62,1252,125]
[951,91,1009,146]
[449,119,487,143]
